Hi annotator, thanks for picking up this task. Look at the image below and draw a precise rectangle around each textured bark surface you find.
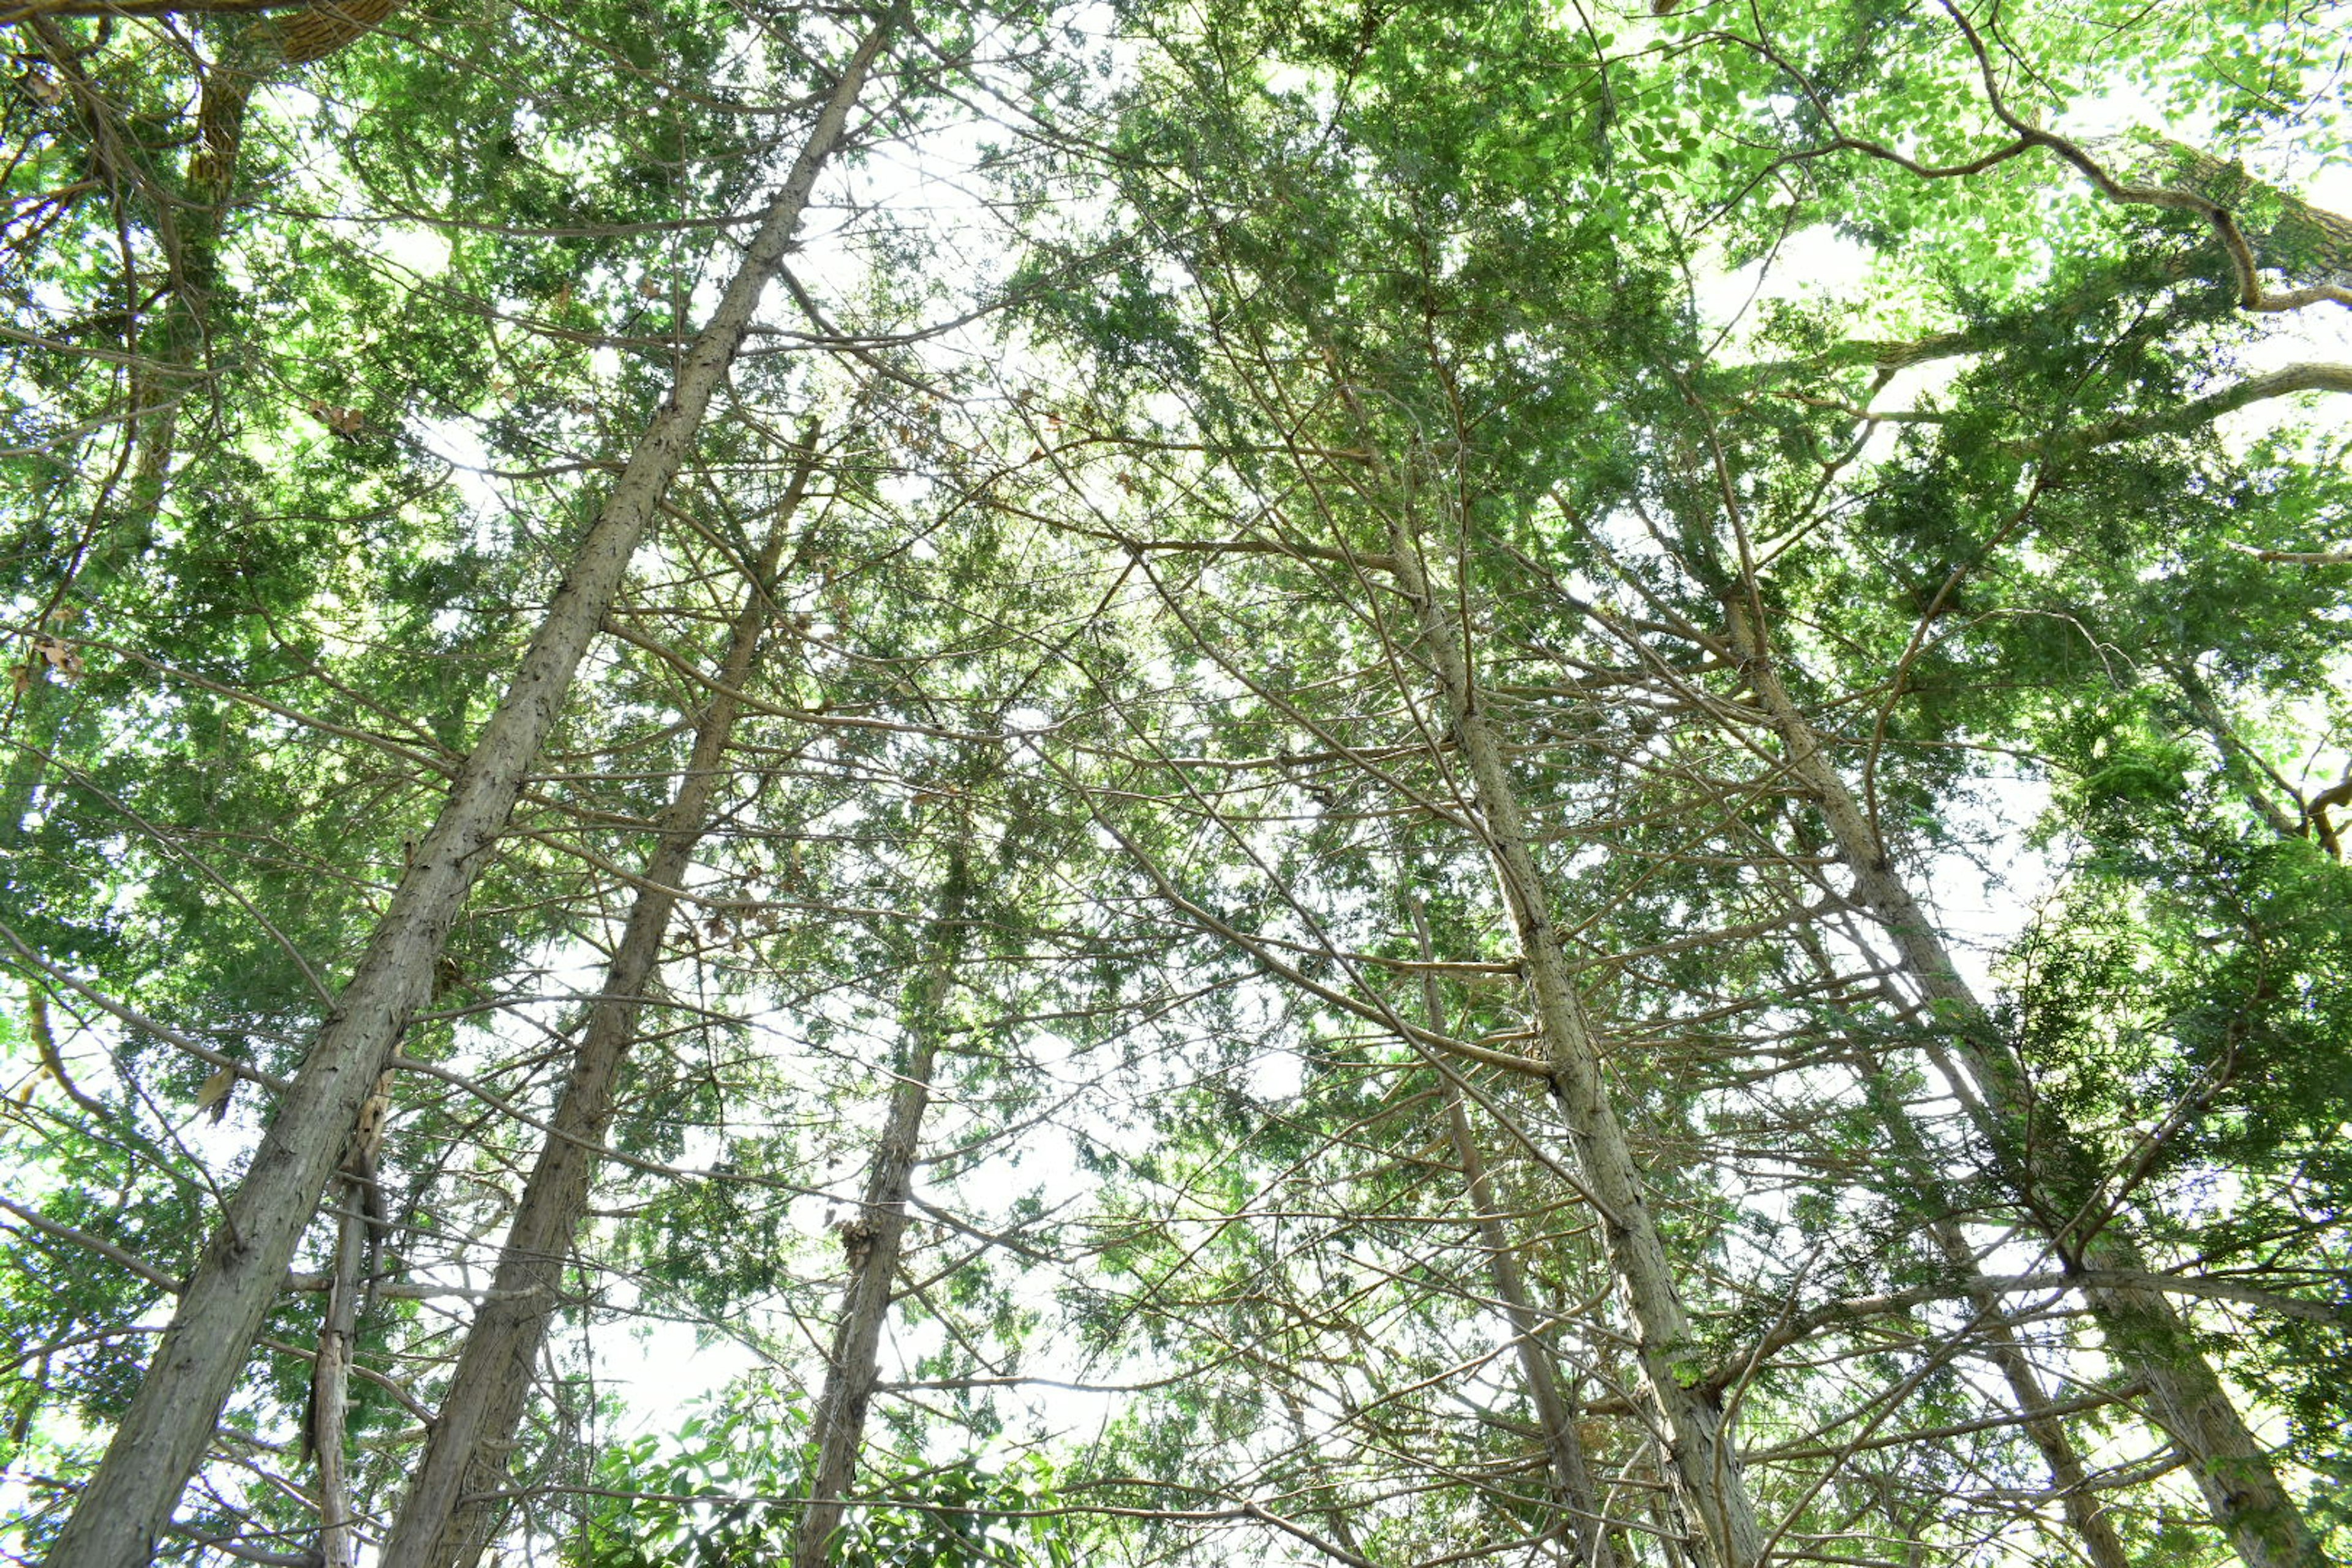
[1413,907,1623,1568]
[1,0,332,19]
[380,447,819,1568]
[790,852,970,1568]
[1443,1079,1625,1567]
[1390,532,1768,1568]
[1727,595,2331,1568]
[273,0,400,63]
[1844,1045,2138,1568]
[42,21,890,1564]
[308,1191,365,1568]
[2122,134,2352,287]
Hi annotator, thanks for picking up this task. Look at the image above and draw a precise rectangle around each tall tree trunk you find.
[307,1066,393,1568]
[790,843,973,1568]
[1441,1077,1628,1568]
[42,22,893,1567]
[1724,595,2331,1568]
[379,443,820,1568]
[307,1182,366,1568]
[1386,530,1770,1568]
[1410,900,1622,1568]
[1822,1006,2138,1568]
[2167,662,2308,844]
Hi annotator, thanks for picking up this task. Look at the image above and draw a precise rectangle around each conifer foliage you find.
[2,1,2348,1566]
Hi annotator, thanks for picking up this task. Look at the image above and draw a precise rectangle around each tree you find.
[35,13,895,1565]
[5,0,2348,1564]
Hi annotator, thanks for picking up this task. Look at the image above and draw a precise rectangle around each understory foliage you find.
[1,0,2348,1565]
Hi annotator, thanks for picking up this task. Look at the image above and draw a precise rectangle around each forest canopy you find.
[1,1,2349,1566]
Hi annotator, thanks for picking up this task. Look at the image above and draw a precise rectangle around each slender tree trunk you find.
[379,443,821,1568]
[1725,595,2332,1568]
[1387,531,1769,1568]
[791,844,973,1568]
[1828,1021,2137,1568]
[1277,1390,1374,1562]
[2168,662,2307,843]
[1642,1452,1694,1568]
[308,1188,365,1568]
[1442,1080,1627,1568]
[1411,902,1622,1568]
[43,24,892,1567]
[306,1066,393,1568]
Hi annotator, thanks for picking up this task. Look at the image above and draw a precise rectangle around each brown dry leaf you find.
[32,638,85,681]
[195,1064,237,1122]
[307,400,364,438]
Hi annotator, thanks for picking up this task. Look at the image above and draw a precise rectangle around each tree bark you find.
[377,444,820,1568]
[2168,662,2308,845]
[1387,530,1769,1568]
[307,1184,366,1568]
[1832,1025,2138,1568]
[304,1066,393,1567]
[1410,900,1623,1568]
[790,843,973,1568]
[0,0,363,24]
[1441,1076,1629,1567]
[42,21,892,1567]
[1725,595,2332,1568]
